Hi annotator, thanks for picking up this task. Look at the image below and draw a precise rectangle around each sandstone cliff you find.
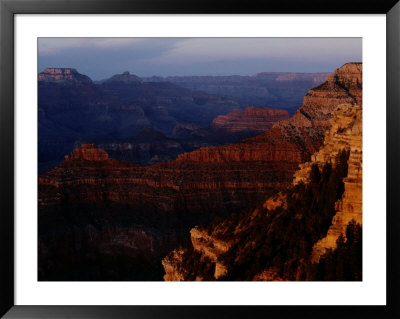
[307,104,362,262]
[161,63,362,281]
[211,106,290,134]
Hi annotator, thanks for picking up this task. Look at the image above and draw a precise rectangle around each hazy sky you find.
[38,38,362,80]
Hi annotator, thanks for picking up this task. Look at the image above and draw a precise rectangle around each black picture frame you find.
[1,0,399,318]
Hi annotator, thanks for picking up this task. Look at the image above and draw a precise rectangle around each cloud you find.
[38,38,152,55]
[147,38,362,64]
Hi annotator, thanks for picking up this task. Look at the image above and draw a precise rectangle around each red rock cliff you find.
[211,106,290,134]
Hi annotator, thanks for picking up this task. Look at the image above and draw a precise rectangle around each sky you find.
[38,38,362,80]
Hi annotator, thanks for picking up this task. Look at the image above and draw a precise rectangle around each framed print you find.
[1,0,399,318]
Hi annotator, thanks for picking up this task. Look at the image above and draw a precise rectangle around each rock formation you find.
[189,227,231,279]
[65,143,109,161]
[307,104,362,262]
[211,106,290,134]
[162,249,187,281]
[38,68,92,85]
[161,63,362,281]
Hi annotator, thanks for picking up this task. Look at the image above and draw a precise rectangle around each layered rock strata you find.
[211,106,290,134]
[308,104,362,262]
[175,63,362,166]
[161,63,362,281]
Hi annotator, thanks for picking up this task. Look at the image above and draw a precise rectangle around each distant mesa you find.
[65,143,109,161]
[104,71,143,84]
[38,68,92,85]
[211,106,290,134]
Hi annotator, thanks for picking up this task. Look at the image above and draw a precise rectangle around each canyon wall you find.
[161,63,362,281]
[162,102,362,281]
[308,104,362,262]
[211,106,290,134]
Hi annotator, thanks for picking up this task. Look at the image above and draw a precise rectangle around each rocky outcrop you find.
[211,106,290,134]
[38,68,92,85]
[190,227,231,279]
[293,103,361,185]
[308,104,362,262]
[162,226,233,281]
[162,249,187,281]
[65,143,109,161]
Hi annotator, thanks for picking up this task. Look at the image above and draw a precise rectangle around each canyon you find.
[38,68,327,172]
[38,63,362,281]
[38,68,239,172]
[143,72,330,113]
